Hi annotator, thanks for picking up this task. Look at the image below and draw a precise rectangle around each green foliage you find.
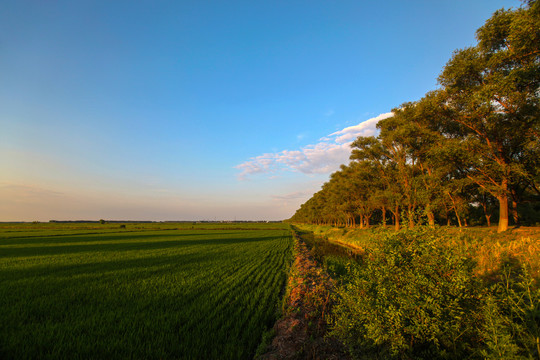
[0,224,292,359]
[481,294,523,360]
[310,223,540,359]
[324,254,353,279]
[482,261,540,359]
[330,227,483,359]
[288,2,540,231]
[254,328,277,359]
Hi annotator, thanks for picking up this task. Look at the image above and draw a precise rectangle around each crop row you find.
[0,227,292,359]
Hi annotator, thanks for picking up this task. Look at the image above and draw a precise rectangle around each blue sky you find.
[1,0,520,221]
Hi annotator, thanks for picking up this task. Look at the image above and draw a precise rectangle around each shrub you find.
[330,227,483,359]
[481,261,540,360]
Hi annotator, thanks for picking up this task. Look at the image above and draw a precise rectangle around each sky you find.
[1,0,520,221]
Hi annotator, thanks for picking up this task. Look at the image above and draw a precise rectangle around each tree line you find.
[288,1,540,232]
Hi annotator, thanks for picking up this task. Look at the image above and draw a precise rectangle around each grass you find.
[296,224,540,278]
[0,221,284,238]
[0,223,292,359]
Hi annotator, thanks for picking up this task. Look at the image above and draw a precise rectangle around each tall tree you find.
[350,136,403,230]
[288,2,539,230]
[437,2,540,232]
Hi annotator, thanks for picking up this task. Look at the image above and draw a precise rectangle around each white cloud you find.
[235,112,393,180]
[271,191,310,201]
[327,112,393,143]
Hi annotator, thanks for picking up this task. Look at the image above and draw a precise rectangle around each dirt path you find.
[258,231,350,360]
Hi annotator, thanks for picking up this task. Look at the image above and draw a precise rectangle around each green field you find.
[0,223,292,359]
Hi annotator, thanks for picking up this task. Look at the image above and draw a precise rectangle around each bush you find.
[330,227,483,359]
[481,260,540,360]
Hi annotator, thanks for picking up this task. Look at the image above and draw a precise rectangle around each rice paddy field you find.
[0,222,292,359]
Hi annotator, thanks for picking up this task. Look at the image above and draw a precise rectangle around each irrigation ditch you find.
[256,226,358,360]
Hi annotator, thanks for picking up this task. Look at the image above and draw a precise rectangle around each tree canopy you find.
[288,1,540,232]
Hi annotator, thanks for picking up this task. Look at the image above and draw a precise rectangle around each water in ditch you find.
[293,227,361,279]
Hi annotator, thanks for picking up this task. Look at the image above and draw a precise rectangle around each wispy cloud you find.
[235,112,393,180]
[271,191,310,201]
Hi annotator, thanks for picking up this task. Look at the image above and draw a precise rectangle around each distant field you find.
[0,221,284,238]
[0,223,292,359]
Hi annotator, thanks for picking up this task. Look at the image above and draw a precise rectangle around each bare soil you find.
[258,231,350,360]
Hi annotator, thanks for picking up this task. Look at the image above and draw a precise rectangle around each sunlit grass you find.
[296,224,540,278]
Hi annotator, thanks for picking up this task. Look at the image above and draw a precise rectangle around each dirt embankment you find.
[258,231,349,360]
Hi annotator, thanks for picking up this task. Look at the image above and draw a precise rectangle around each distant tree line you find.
[288,1,540,232]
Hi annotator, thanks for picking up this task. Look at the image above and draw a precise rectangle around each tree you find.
[350,136,404,230]
[437,2,540,232]
[288,2,539,231]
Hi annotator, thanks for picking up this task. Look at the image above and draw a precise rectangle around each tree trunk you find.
[455,211,462,228]
[511,199,519,226]
[408,204,414,228]
[481,199,491,227]
[426,208,435,227]
[394,205,400,231]
[447,192,462,228]
[497,177,509,232]
[497,194,509,232]
[381,206,387,228]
